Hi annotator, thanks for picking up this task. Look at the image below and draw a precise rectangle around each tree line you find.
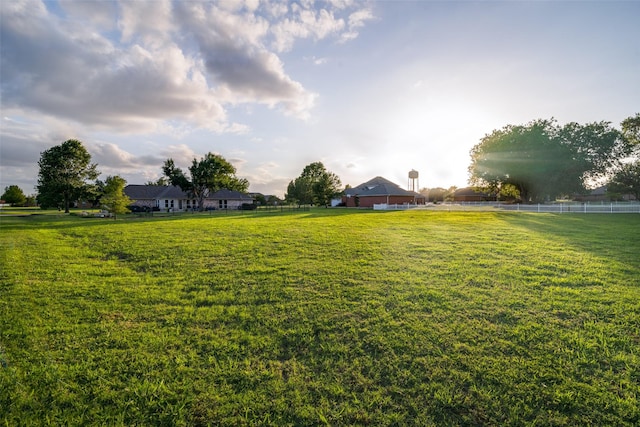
[4,113,639,212]
[24,140,249,215]
[15,138,344,214]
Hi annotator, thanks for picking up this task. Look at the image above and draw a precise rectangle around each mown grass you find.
[1,210,639,426]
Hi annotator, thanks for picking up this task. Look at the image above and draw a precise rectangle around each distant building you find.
[452,187,494,202]
[342,176,425,208]
[574,186,636,202]
[124,185,254,211]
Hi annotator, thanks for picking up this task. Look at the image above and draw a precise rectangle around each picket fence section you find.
[373,202,640,213]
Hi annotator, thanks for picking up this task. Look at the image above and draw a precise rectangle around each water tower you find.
[408,169,419,192]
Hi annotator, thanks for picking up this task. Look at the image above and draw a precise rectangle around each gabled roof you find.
[124,185,254,201]
[210,189,254,200]
[124,185,189,200]
[345,176,424,198]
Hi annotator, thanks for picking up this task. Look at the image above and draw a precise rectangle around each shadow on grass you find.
[501,213,640,267]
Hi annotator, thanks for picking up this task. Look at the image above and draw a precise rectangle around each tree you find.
[621,113,640,159]
[266,195,281,206]
[312,169,342,207]
[37,140,99,212]
[285,176,313,206]
[163,153,248,211]
[285,162,342,207]
[444,186,458,202]
[608,161,640,201]
[101,176,132,219]
[468,119,632,202]
[421,187,447,203]
[87,179,106,208]
[621,113,640,146]
[1,185,27,206]
[24,195,38,207]
[497,183,521,202]
[253,193,267,206]
[146,177,169,186]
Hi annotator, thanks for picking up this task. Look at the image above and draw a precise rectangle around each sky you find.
[1,0,639,198]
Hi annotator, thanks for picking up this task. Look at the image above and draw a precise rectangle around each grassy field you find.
[1,210,639,426]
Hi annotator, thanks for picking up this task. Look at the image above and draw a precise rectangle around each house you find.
[452,187,494,202]
[342,176,425,208]
[124,185,195,211]
[124,185,254,211]
[209,189,255,210]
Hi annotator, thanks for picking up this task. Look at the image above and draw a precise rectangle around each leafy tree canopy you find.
[285,162,342,206]
[608,161,640,201]
[621,113,640,146]
[2,185,27,206]
[163,153,249,211]
[101,175,132,218]
[146,177,169,186]
[468,118,632,202]
[37,139,99,212]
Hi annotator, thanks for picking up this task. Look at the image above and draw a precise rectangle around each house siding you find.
[124,185,254,212]
[203,199,247,210]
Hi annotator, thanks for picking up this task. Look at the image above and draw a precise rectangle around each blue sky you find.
[1,0,639,197]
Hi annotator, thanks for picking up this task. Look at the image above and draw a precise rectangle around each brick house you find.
[342,176,425,208]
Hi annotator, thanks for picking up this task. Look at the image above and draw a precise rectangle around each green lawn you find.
[1,210,639,426]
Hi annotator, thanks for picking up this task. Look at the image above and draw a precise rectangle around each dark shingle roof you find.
[124,185,189,200]
[345,176,424,198]
[124,185,253,201]
[210,189,254,200]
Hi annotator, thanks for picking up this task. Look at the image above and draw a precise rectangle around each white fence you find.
[373,202,640,213]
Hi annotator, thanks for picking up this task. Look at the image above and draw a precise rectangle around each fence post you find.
[538,204,540,213]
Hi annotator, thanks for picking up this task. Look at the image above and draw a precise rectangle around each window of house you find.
[164,200,169,208]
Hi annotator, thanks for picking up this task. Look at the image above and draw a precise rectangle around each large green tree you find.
[101,176,132,219]
[608,161,640,201]
[285,162,341,206]
[1,185,27,206]
[37,140,99,212]
[468,119,631,202]
[163,153,249,211]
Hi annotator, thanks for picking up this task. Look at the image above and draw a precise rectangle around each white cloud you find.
[2,0,375,134]
[158,144,199,166]
[118,0,174,46]
[90,142,138,169]
[58,0,117,31]
[269,1,373,52]
[340,7,375,42]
